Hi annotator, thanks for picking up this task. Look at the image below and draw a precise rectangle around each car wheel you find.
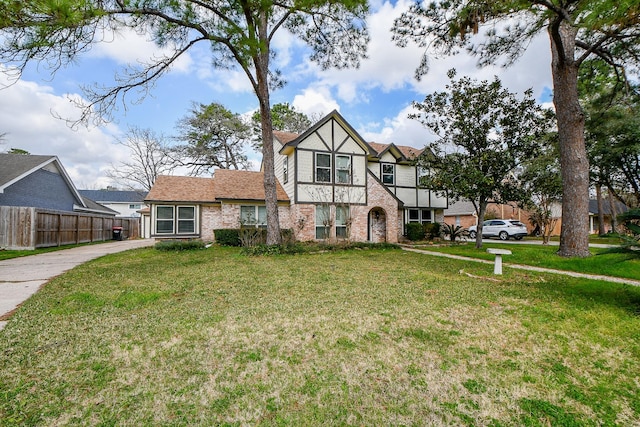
[469,231,477,239]
[515,236,523,241]
[499,231,509,240]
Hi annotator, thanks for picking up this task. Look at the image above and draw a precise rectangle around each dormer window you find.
[315,153,331,183]
[382,163,395,185]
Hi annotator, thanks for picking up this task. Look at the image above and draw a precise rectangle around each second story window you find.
[335,155,351,184]
[283,156,288,183]
[316,153,331,183]
[382,163,395,185]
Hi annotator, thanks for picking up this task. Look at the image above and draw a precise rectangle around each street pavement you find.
[0,239,155,331]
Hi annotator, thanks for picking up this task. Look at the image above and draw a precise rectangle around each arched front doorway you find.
[368,207,387,243]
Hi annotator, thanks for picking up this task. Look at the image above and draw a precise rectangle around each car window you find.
[510,221,525,226]
[490,220,504,226]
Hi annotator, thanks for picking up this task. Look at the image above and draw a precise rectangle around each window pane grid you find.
[316,153,331,183]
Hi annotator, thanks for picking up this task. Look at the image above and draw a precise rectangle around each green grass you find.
[1,246,640,425]
[414,242,640,281]
[0,241,111,261]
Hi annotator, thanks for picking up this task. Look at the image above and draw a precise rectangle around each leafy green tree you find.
[7,148,30,155]
[175,102,250,174]
[0,0,369,245]
[413,70,551,248]
[580,60,640,208]
[392,0,640,257]
[250,103,313,149]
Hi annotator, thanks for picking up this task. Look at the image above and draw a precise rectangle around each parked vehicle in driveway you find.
[468,219,528,240]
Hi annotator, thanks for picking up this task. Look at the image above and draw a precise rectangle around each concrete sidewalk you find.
[402,246,640,287]
[0,239,155,330]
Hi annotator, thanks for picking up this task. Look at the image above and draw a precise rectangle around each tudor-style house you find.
[145,110,447,243]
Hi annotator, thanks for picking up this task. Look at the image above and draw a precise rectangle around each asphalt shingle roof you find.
[0,154,57,188]
[145,170,289,203]
[78,190,147,203]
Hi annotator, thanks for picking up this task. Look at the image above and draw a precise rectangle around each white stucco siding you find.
[297,184,332,204]
[368,162,380,178]
[351,158,367,186]
[396,165,416,187]
[417,189,431,207]
[337,137,363,154]
[380,152,396,163]
[315,122,333,149]
[296,150,314,182]
[396,188,417,206]
[334,186,366,205]
[429,192,448,208]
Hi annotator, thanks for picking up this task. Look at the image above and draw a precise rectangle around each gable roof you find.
[368,142,424,162]
[443,200,477,216]
[79,190,147,203]
[278,110,372,155]
[145,170,289,204]
[0,153,86,208]
[273,130,299,145]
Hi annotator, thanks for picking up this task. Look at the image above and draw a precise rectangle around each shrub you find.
[240,241,400,256]
[405,223,425,241]
[215,228,294,247]
[442,223,467,242]
[155,240,206,251]
[424,222,442,239]
[214,229,241,246]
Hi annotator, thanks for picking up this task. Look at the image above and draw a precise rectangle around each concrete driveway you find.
[0,239,155,330]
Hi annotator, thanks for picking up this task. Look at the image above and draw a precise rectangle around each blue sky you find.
[0,0,553,189]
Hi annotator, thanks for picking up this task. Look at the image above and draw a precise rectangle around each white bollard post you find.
[494,253,503,275]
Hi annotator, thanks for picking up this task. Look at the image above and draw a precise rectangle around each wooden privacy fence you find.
[0,206,140,250]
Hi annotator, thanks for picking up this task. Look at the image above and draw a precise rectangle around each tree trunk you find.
[596,184,606,235]
[475,200,487,249]
[549,21,591,257]
[608,193,618,233]
[255,13,282,245]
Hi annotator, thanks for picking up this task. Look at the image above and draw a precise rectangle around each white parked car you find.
[468,219,528,241]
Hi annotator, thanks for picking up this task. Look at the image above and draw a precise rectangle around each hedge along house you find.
[145,111,447,243]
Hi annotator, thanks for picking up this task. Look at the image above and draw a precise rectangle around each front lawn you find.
[414,242,640,281]
[1,246,639,425]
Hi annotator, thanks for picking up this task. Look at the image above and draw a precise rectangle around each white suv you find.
[468,219,528,241]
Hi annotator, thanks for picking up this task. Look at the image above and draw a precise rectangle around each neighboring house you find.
[145,111,448,243]
[0,154,116,216]
[78,189,148,217]
[444,200,536,233]
[589,198,629,234]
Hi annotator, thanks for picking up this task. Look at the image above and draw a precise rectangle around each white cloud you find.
[359,104,434,148]
[0,72,128,189]
[88,26,193,74]
[292,87,340,117]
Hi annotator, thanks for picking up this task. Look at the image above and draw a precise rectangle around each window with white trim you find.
[283,156,288,183]
[407,208,432,224]
[129,204,141,209]
[240,206,267,228]
[315,153,331,183]
[315,205,331,239]
[382,163,395,185]
[335,155,351,184]
[155,205,196,234]
[336,206,349,239]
